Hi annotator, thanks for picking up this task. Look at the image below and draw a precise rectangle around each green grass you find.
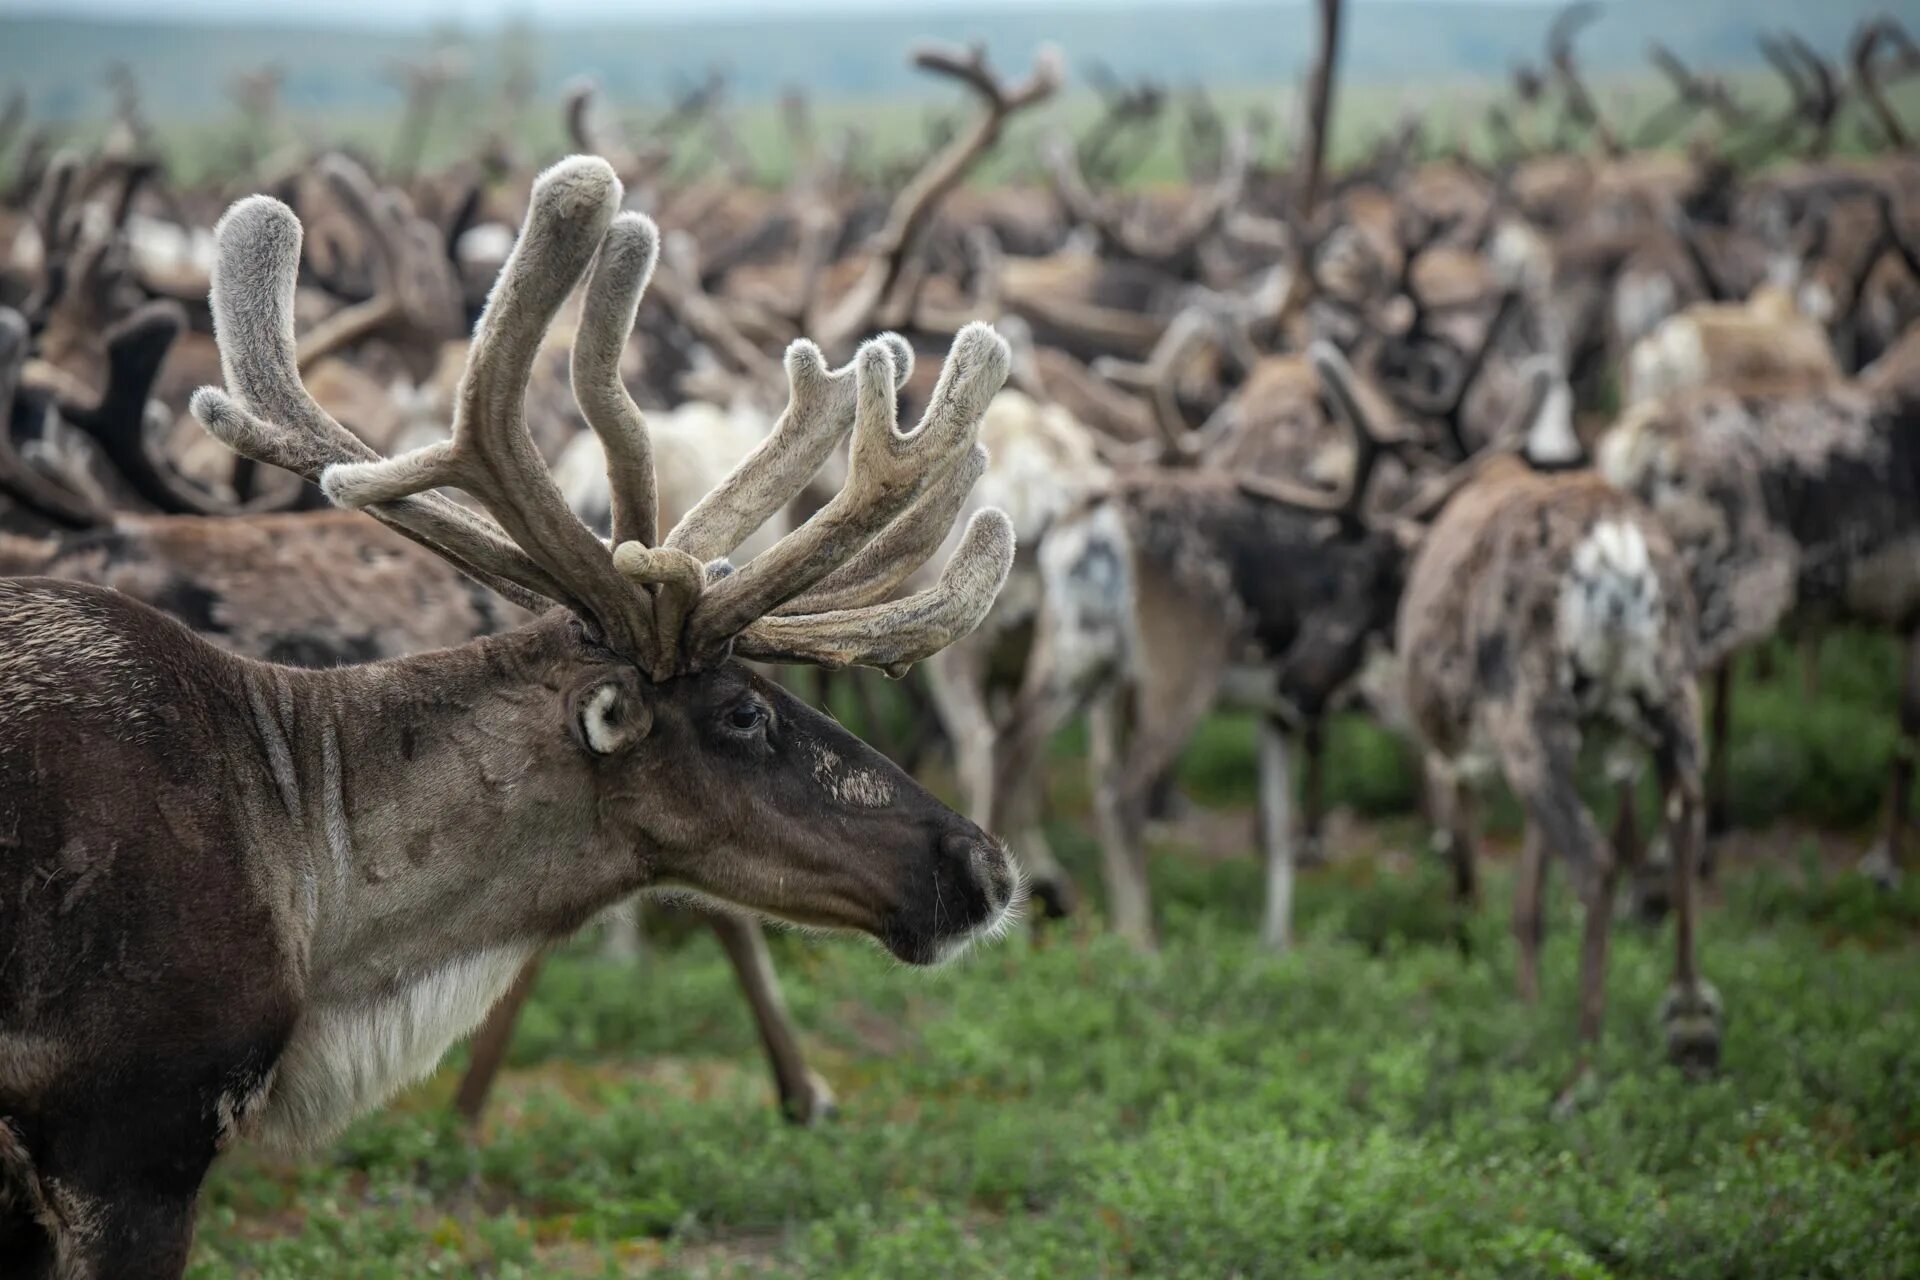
[186,625,1919,1278]
[186,852,1920,1278]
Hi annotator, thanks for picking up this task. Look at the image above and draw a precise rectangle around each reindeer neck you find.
[239,613,631,1002]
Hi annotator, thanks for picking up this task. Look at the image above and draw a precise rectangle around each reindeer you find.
[0,158,1024,1278]
[1397,367,1718,1112]
[985,343,1416,950]
[1597,329,1920,886]
[1624,282,1843,406]
[0,257,859,1132]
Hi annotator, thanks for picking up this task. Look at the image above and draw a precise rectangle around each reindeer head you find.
[190,156,1023,963]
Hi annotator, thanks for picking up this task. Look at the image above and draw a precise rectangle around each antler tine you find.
[1852,20,1916,150]
[1238,340,1395,521]
[809,43,1061,355]
[52,300,231,516]
[190,192,561,615]
[677,322,1011,660]
[318,156,664,652]
[1093,305,1217,459]
[1309,339,1388,519]
[776,442,988,615]
[0,91,24,165]
[661,332,914,565]
[0,306,110,529]
[296,153,456,371]
[735,506,1015,678]
[913,41,1060,113]
[574,212,661,551]
[562,77,667,185]
[22,151,82,323]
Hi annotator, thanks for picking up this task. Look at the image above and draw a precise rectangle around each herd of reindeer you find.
[4,5,1920,1273]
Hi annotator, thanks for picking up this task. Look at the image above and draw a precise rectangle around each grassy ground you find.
[186,629,1919,1278]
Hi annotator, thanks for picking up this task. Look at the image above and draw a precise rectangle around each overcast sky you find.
[13,0,1554,29]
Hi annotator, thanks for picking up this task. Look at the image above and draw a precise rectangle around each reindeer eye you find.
[726,700,768,734]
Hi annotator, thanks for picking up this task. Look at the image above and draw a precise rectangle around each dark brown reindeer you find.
[0,299,848,1131]
[0,157,1022,1278]
[1398,396,1718,1112]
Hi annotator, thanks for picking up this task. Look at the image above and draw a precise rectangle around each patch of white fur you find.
[555,400,780,551]
[1558,520,1666,728]
[581,683,625,755]
[457,221,517,268]
[1525,375,1582,466]
[971,391,1108,548]
[1797,279,1836,327]
[126,212,217,281]
[807,742,894,809]
[930,850,1026,966]
[1489,221,1550,293]
[1626,315,1705,406]
[256,943,535,1151]
[1034,501,1135,699]
[1613,271,1679,352]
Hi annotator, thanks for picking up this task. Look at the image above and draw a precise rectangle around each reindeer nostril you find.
[970,841,1017,912]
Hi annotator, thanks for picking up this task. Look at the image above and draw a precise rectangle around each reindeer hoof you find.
[1858,842,1902,891]
[1660,980,1724,1079]
[781,1072,839,1126]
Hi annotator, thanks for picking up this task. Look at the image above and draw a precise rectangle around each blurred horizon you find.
[6,0,1904,126]
[15,0,1567,28]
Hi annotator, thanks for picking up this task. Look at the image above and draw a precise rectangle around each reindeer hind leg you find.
[1655,684,1722,1078]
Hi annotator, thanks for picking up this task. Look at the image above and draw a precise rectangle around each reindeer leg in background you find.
[455,953,548,1125]
[925,638,998,819]
[1863,626,1919,889]
[1656,686,1722,1078]
[1096,596,1232,949]
[1613,773,1670,923]
[703,910,836,1125]
[1703,661,1734,856]
[926,638,1074,917]
[843,669,906,761]
[1088,687,1152,947]
[893,671,945,775]
[600,897,647,962]
[1257,714,1300,950]
[1513,824,1550,1005]
[1497,706,1615,1113]
[1425,757,1482,945]
[1299,716,1328,867]
[1798,634,1822,698]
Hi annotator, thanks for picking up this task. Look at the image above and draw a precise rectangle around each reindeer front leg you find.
[1256,714,1298,950]
[1703,660,1734,861]
[705,911,836,1125]
[1513,825,1550,1005]
[1424,756,1482,953]
[1088,688,1154,948]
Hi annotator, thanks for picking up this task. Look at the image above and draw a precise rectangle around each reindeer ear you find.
[569,669,653,756]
